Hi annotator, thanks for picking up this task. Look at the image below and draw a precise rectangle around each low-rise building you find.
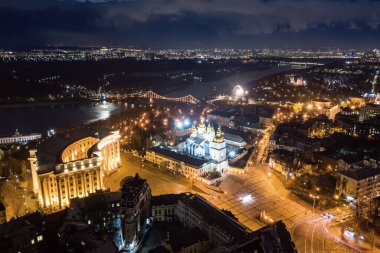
[67,190,122,248]
[0,210,67,253]
[336,168,380,207]
[151,193,296,252]
[58,221,118,253]
[152,193,188,222]
[145,146,212,178]
[0,130,41,145]
[215,220,297,253]
[268,149,299,176]
[176,194,249,246]
[162,227,210,253]
[359,104,380,122]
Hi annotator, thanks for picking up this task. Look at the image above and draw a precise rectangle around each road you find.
[105,150,361,253]
[249,127,272,165]
[292,216,358,253]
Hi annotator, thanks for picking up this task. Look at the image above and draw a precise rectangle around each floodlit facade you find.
[182,119,228,171]
[336,168,380,205]
[0,130,41,145]
[29,130,121,211]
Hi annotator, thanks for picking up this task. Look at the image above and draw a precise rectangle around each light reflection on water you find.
[0,102,126,135]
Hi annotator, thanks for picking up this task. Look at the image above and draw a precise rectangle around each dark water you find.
[0,102,128,135]
[0,66,291,136]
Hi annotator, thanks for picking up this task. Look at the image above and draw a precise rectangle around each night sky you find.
[1,0,380,49]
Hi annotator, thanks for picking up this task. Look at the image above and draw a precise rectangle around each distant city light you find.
[184,119,190,126]
[176,121,183,129]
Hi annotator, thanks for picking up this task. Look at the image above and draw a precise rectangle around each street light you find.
[309,194,320,213]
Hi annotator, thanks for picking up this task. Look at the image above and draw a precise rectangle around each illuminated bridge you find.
[136,91,200,104]
[277,61,325,67]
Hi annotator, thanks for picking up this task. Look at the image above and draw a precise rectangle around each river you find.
[0,102,128,136]
[0,65,290,136]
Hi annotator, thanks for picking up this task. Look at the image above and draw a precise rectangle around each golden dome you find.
[198,117,206,128]
[213,126,224,143]
[191,124,197,135]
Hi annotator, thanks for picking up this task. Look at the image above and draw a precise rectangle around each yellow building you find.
[145,146,211,179]
[29,129,121,211]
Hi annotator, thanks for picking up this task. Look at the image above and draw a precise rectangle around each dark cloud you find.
[0,0,379,49]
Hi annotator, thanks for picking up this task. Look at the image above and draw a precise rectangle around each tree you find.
[0,180,25,218]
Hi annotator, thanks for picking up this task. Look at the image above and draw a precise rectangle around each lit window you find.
[37,235,43,242]
[31,239,35,245]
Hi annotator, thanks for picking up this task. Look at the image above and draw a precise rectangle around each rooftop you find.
[71,190,121,213]
[167,227,208,252]
[224,132,246,144]
[179,194,249,240]
[149,145,210,168]
[151,193,188,207]
[36,127,110,171]
[121,173,149,202]
[225,221,296,253]
[340,167,380,181]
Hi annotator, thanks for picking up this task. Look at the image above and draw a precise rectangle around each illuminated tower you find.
[197,117,206,135]
[28,149,40,198]
[209,126,227,171]
[191,124,197,137]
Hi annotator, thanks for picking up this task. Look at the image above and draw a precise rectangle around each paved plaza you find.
[104,151,360,252]
[206,169,310,231]
[104,151,193,195]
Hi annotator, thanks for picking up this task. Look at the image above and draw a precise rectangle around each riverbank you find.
[0,99,97,109]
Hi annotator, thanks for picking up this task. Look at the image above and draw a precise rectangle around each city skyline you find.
[1,0,380,49]
[0,1,380,253]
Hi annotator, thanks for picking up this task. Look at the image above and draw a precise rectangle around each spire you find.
[198,116,206,134]
[191,124,197,136]
[198,116,206,128]
[207,122,212,133]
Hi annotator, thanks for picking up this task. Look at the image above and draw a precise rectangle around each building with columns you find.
[29,128,121,211]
